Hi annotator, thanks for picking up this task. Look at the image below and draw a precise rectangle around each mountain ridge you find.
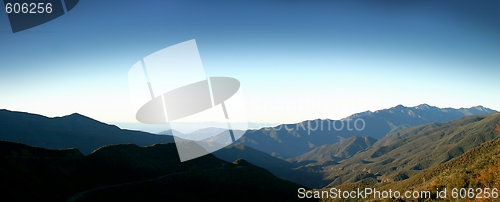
[0,105,498,190]
[289,136,378,163]
[0,109,174,155]
[235,104,496,159]
[321,113,500,187]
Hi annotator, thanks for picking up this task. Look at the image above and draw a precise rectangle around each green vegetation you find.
[291,136,378,163]
[313,113,500,202]
[381,138,500,201]
[321,113,500,187]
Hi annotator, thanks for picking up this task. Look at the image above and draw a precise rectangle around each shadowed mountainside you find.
[213,143,329,189]
[0,140,313,202]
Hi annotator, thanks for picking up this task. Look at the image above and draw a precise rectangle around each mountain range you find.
[233,104,496,159]
[319,112,500,187]
[1,104,493,159]
[317,114,500,201]
[0,104,498,200]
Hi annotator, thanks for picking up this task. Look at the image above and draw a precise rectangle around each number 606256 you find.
[5,3,52,14]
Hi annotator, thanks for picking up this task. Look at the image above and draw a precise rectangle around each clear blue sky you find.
[1,0,499,125]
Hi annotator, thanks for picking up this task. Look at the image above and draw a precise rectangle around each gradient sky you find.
[1,0,499,126]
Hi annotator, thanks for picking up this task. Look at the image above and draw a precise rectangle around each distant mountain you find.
[235,104,496,159]
[157,129,184,136]
[0,109,174,155]
[190,127,228,140]
[345,104,496,132]
[161,127,227,141]
[0,140,311,201]
[322,112,500,186]
[290,136,377,163]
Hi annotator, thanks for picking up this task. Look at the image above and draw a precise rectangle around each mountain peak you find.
[67,113,87,118]
[470,105,488,110]
[415,103,435,110]
[58,113,105,125]
[343,110,373,120]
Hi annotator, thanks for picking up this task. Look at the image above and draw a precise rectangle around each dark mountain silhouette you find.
[235,104,496,159]
[0,140,312,202]
[213,144,328,188]
[0,109,174,155]
[213,144,295,174]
